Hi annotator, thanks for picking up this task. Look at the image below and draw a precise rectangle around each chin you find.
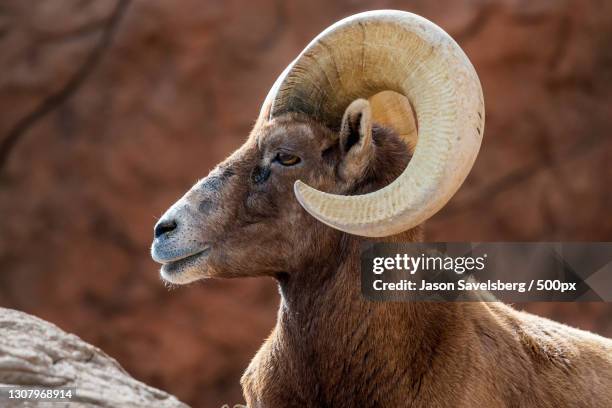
[159,250,211,285]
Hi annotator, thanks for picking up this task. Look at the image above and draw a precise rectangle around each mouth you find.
[157,247,211,284]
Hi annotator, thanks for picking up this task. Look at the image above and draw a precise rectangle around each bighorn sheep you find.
[151,10,612,407]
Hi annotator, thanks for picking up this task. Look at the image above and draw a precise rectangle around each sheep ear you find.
[338,99,374,181]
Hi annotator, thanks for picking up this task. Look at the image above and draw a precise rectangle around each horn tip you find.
[293,180,309,206]
[294,180,322,221]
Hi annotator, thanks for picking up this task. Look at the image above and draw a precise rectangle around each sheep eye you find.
[275,152,301,166]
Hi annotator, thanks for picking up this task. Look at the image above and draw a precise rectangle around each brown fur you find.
[166,105,612,407]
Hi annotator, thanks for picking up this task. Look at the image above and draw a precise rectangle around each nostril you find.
[154,219,178,239]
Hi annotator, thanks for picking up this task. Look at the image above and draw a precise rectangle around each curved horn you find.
[266,10,484,237]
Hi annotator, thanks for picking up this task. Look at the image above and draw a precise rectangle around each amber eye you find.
[276,152,301,166]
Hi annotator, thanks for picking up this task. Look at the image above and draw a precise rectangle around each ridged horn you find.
[264,10,484,237]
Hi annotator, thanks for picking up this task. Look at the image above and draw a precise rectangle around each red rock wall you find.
[1,0,611,406]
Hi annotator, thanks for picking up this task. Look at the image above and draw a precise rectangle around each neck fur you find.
[273,231,474,406]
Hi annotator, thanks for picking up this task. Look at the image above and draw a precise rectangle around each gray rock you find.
[0,308,189,408]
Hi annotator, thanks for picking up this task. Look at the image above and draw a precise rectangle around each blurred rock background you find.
[0,0,611,406]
